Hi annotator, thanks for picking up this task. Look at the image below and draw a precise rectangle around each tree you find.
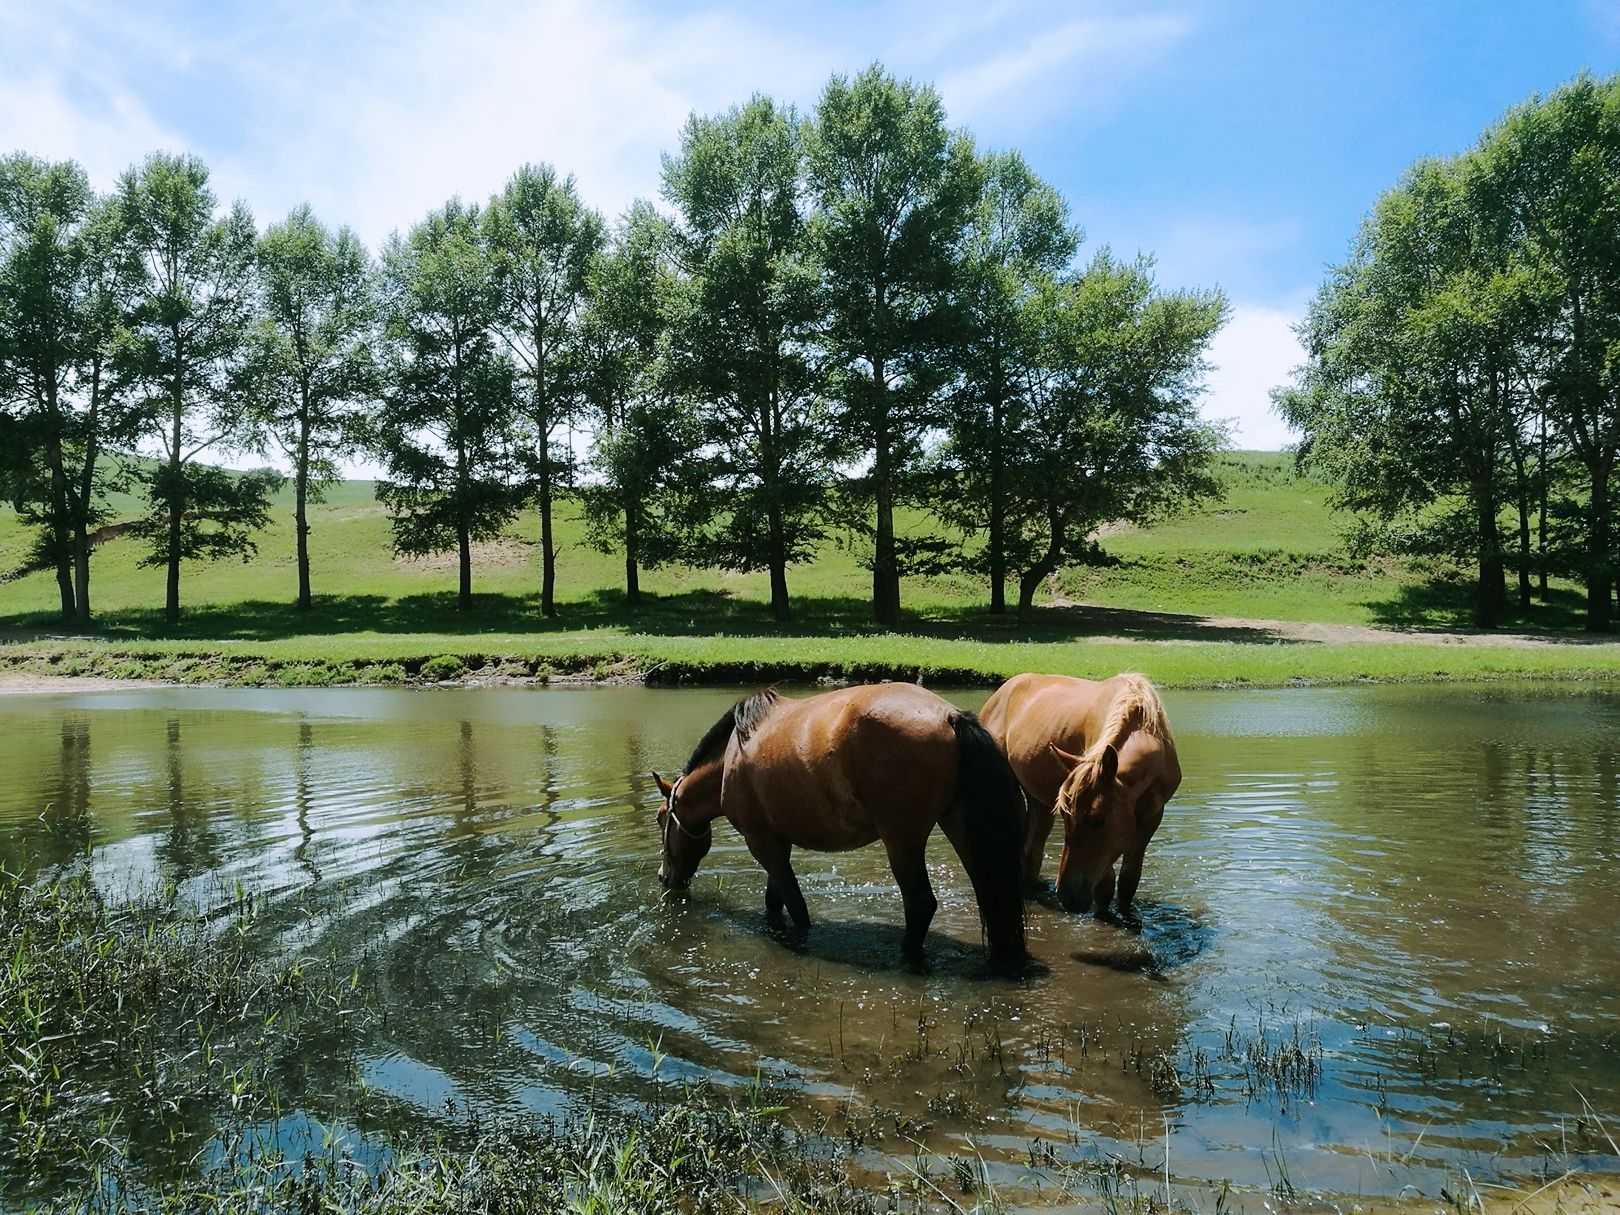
[1482,74,1620,632]
[485,165,604,617]
[939,149,1079,613]
[242,204,377,611]
[1277,154,1536,628]
[375,198,524,611]
[118,152,273,625]
[807,64,981,627]
[1001,254,1227,620]
[0,156,133,623]
[577,203,705,605]
[663,95,840,621]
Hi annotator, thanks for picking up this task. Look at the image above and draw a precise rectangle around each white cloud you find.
[1200,300,1306,451]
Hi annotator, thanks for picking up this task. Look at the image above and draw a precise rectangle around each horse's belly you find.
[773,798,881,852]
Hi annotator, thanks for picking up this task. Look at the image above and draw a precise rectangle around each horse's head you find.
[1051,741,1138,914]
[652,765,716,890]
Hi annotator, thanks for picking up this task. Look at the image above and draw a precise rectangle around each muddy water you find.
[4,683,1619,1201]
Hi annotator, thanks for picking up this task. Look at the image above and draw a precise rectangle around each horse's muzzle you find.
[1059,883,1094,914]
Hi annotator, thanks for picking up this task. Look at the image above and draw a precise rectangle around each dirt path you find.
[0,672,169,695]
[1045,597,1620,648]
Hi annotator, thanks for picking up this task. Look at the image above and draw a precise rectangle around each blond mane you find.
[1076,674,1170,777]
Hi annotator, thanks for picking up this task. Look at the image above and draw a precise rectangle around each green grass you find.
[1,452,1614,690]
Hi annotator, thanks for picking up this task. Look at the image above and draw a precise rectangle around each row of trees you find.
[1279,72,1620,631]
[1,65,1228,628]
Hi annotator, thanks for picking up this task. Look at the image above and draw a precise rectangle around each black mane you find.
[683,688,780,773]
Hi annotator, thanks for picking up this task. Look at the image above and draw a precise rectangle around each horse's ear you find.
[1049,741,1084,769]
[652,771,674,799]
[1099,744,1119,783]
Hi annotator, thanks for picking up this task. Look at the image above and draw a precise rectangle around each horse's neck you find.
[682,757,727,823]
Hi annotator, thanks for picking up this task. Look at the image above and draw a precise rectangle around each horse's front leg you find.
[882,838,937,959]
[745,831,810,930]
[1022,794,1056,894]
[1117,799,1166,915]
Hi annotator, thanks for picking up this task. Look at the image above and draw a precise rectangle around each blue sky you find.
[4,0,1617,448]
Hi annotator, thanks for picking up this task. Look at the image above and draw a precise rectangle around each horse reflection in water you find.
[980,673,1181,916]
[653,685,1027,968]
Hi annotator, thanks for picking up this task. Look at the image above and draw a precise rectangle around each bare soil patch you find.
[1046,596,1620,648]
[0,671,169,695]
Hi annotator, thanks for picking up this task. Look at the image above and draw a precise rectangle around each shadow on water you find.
[1049,899,1216,977]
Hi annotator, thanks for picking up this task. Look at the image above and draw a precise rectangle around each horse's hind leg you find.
[746,832,810,930]
[883,838,937,959]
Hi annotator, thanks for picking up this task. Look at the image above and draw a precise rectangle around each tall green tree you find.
[241,204,377,611]
[485,165,604,617]
[1278,155,1536,628]
[578,203,704,605]
[1482,74,1620,631]
[0,154,92,619]
[118,152,275,625]
[1001,255,1227,621]
[940,149,1079,614]
[663,95,839,621]
[375,198,523,611]
[0,156,134,623]
[807,64,981,627]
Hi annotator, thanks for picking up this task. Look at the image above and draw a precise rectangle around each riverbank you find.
[5,621,1620,693]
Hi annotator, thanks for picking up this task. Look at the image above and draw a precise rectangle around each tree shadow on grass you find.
[1362,579,1603,639]
[12,586,1314,648]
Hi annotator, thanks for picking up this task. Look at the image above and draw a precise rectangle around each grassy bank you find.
[3,452,1616,690]
[7,629,1620,690]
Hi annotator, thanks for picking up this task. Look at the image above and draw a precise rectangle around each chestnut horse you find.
[979,673,1180,916]
[653,685,1027,967]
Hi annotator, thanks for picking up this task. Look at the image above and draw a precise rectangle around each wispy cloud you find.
[937,12,1193,128]
[1200,300,1307,451]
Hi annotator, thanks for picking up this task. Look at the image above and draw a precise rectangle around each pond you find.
[3,681,1619,1205]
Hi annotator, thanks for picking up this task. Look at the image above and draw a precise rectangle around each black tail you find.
[951,711,1028,968]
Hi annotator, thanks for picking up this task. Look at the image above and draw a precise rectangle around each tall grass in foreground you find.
[0,866,888,1214]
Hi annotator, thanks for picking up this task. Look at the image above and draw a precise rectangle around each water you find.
[4,682,1619,1202]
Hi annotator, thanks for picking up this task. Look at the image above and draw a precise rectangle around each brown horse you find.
[979,672,1180,916]
[653,684,1027,967]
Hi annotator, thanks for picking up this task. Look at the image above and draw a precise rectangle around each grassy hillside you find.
[0,451,1587,640]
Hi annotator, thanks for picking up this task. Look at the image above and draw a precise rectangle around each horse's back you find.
[983,673,1112,760]
[727,683,960,848]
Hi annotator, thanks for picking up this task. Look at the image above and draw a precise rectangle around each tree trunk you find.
[768,521,791,624]
[73,520,91,624]
[72,381,100,625]
[1586,467,1612,633]
[1537,409,1549,602]
[295,401,312,612]
[1515,491,1532,610]
[1016,503,1064,624]
[1473,483,1500,629]
[539,442,557,618]
[624,496,641,607]
[47,433,75,620]
[1513,444,1532,610]
[296,427,311,618]
[870,356,900,628]
[988,377,1006,615]
[164,357,183,627]
[457,519,472,612]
